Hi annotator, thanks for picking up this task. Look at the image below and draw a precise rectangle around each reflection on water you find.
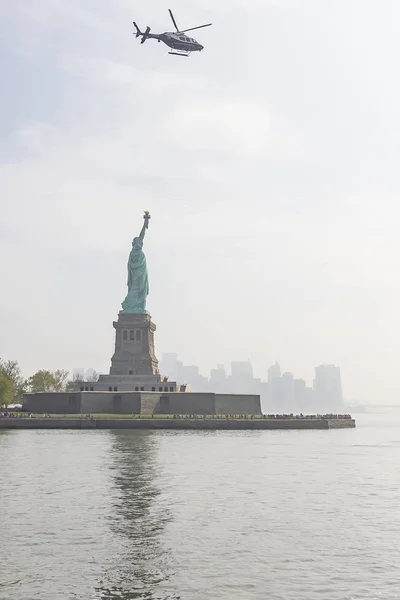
[0,430,177,600]
[95,431,176,600]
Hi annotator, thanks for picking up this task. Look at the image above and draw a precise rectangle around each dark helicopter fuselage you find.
[148,31,203,52]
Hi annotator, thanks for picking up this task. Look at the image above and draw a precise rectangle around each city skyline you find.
[74,358,340,392]
[159,353,348,413]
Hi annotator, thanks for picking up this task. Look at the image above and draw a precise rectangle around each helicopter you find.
[133,9,212,57]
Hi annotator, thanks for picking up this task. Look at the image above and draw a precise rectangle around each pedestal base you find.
[110,313,159,376]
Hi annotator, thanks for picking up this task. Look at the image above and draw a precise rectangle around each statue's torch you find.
[143,210,151,228]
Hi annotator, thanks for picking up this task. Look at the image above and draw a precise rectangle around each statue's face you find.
[132,237,143,250]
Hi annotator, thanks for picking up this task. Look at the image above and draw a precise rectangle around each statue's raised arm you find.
[138,211,151,242]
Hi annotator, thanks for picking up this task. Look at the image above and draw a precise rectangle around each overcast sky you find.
[1,0,400,403]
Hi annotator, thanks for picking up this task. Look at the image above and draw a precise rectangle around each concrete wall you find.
[82,392,140,414]
[0,419,96,429]
[24,393,79,414]
[23,391,142,415]
[0,418,356,430]
[140,393,161,415]
[23,391,261,416]
[214,394,261,415]
[163,392,216,415]
[81,392,113,414]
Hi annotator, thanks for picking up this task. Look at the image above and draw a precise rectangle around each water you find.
[1,409,400,600]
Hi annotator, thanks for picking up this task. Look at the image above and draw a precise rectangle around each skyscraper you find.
[281,372,295,412]
[267,362,281,383]
[313,365,343,409]
[159,353,183,382]
[210,364,227,388]
[231,361,254,379]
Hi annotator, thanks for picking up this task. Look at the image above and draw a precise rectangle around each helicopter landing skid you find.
[168,50,190,57]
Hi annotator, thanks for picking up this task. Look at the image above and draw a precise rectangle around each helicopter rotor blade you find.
[179,23,212,33]
[168,9,179,32]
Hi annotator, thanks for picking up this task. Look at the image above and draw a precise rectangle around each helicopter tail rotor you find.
[141,26,151,43]
[133,22,151,43]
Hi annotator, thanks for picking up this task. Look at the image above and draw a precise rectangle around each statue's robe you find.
[121,247,149,313]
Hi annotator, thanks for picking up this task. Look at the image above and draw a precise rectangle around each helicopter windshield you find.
[177,35,194,42]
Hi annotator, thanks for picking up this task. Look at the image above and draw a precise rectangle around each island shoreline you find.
[0,417,356,430]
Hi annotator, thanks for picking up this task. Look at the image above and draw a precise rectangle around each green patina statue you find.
[121,211,151,314]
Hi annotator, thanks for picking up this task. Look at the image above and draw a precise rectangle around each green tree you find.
[53,369,70,391]
[27,369,71,393]
[0,359,26,401]
[28,370,57,393]
[0,375,14,407]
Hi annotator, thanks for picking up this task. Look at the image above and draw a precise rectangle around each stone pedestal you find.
[110,313,159,376]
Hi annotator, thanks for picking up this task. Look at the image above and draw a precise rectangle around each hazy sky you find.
[1,0,400,403]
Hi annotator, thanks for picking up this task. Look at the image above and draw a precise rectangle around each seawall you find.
[0,418,356,430]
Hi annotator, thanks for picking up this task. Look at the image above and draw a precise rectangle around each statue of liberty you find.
[121,211,151,314]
